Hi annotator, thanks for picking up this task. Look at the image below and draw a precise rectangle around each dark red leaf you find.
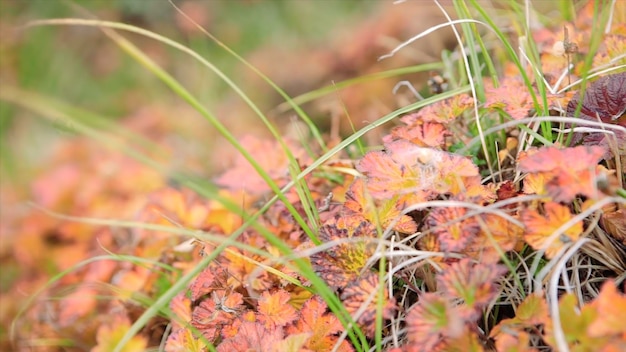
[567,72,626,156]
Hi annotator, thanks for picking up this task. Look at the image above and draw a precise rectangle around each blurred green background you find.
[0,0,378,184]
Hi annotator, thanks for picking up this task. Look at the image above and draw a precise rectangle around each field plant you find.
[1,0,625,351]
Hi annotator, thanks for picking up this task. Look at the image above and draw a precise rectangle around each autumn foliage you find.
[2,1,626,352]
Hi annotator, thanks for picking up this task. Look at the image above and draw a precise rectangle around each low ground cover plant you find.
[1,0,625,351]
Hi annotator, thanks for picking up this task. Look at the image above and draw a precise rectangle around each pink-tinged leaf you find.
[257,290,298,328]
[437,259,507,320]
[518,146,607,202]
[216,321,284,352]
[426,206,480,252]
[385,120,450,148]
[405,293,465,351]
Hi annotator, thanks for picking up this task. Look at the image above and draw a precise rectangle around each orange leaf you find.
[385,120,449,148]
[91,314,147,352]
[588,280,626,337]
[521,202,582,258]
[165,329,206,352]
[479,213,524,252]
[544,293,603,350]
[344,178,417,234]
[287,297,353,352]
[257,290,298,329]
[490,294,548,351]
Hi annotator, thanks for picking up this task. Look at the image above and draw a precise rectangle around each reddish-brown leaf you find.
[311,223,375,290]
[340,272,396,338]
[600,208,626,245]
[566,72,626,156]
[191,290,243,342]
[567,72,626,125]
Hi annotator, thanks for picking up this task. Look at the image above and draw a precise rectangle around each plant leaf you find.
[436,259,506,320]
[257,289,298,329]
[405,293,464,351]
[518,146,606,202]
[521,202,583,259]
[587,280,626,337]
[340,272,396,338]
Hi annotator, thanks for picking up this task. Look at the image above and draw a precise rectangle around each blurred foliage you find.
[0,0,375,181]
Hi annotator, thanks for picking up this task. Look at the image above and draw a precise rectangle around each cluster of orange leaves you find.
[2,1,626,352]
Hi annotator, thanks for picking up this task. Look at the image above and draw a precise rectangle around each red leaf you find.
[567,72,626,125]
[191,290,243,342]
[215,136,311,195]
[566,72,626,155]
